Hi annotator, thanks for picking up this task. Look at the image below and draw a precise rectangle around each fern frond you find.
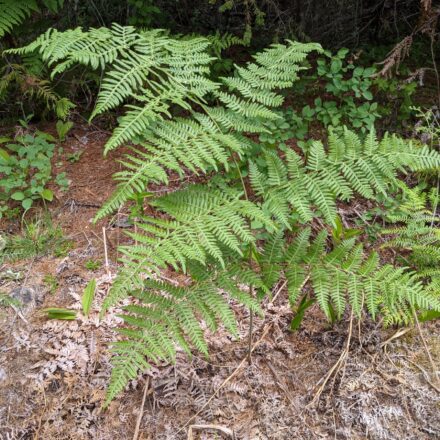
[252,128,440,227]
[0,0,38,38]
[285,230,439,323]
[381,186,440,302]
[96,117,245,219]
[102,186,273,310]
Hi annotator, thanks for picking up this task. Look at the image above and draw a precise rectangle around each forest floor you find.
[1,124,440,440]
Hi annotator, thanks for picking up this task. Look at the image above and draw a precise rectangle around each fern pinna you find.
[19,25,440,404]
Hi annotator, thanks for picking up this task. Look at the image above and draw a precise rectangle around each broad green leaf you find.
[41,189,54,201]
[330,59,342,74]
[11,192,25,201]
[22,198,33,210]
[291,296,316,331]
[362,90,373,100]
[0,148,10,161]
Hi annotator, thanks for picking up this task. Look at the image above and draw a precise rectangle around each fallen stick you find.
[102,226,110,275]
[132,378,151,440]
[307,311,354,407]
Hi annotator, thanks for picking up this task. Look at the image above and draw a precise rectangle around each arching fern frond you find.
[382,186,440,296]
[96,116,246,220]
[285,230,440,323]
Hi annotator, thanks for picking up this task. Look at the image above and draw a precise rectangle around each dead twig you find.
[413,310,439,383]
[380,327,412,349]
[405,358,440,393]
[266,361,295,405]
[247,284,254,364]
[132,378,151,440]
[307,311,354,407]
[102,227,110,275]
[270,279,288,305]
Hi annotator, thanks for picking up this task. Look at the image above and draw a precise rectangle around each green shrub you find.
[0,130,68,216]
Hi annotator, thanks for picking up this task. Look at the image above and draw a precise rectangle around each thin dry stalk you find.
[102,226,110,275]
[413,310,439,383]
[308,311,354,407]
[188,424,235,439]
[132,378,151,440]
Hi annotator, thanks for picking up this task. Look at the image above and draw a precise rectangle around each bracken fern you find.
[22,25,440,404]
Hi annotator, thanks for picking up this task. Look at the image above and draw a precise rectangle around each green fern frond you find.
[206,31,246,57]
[96,117,245,219]
[250,128,440,226]
[0,0,38,38]
[284,230,439,323]
[102,186,273,311]
[381,186,440,298]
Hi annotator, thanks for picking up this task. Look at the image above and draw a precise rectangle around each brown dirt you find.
[0,125,439,440]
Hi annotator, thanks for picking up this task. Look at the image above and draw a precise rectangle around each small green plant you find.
[311,49,380,130]
[54,171,69,191]
[43,274,58,294]
[66,150,83,163]
[413,106,440,149]
[127,0,161,27]
[331,216,362,245]
[0,130,68,216]
[56,120,73,142]
[0,216,72,262]
[259,111,295,147]
[0,292,20,307]
[82,278,96,317]
[84,259,101,271]
[290,48,381,134]
[375,77,417,123]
